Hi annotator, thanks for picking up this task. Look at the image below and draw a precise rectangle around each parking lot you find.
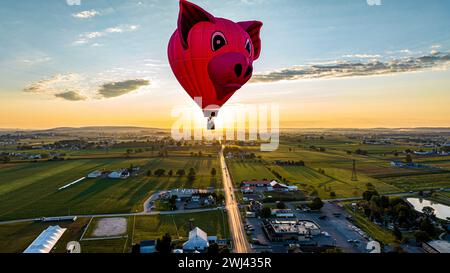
[244,202,371,253]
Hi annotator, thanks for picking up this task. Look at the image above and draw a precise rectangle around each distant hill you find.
[0,126,170,135]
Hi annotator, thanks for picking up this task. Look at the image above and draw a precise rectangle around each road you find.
[220,145,251,253]
[0,207,221,226]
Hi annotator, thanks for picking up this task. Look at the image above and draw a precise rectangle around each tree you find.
[363,190,379,202]
[309,197,324,211]
[422,206,435,218]
[207,243,220,254]
[276,202,287,209]
[414,231,431,243]
[168,170,173,177]
[154,169,166,177]
[176,169,186,177]
[211,168,217,177]
[393,226,402,240]
[260,207,272,218]
[169,195,178,210]
[146,170,152,177]
[419,218,437,237]
[405,154,413,163]
[188,168,196,182]
[156,233,173,253]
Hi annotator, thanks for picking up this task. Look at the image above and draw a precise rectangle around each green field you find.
[226,144,403,199]
[132,210,229,243]
[0,156,221,221]
[380,172,450,191]
[227,160,277,184]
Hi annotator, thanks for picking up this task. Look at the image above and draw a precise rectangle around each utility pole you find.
[351,160,358,181]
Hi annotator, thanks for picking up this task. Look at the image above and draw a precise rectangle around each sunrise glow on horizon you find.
[0,0,449,129]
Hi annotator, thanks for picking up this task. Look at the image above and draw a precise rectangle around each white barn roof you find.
[24,225,66,253]
[183,227,209,251]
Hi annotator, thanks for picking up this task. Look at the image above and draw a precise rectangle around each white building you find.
[271,209,295,218]
[140,240,156,253]
[183,227,209,252]
[23,226,67,253]
[367,241,381,253]
[87,170,103,178]
[108,169,130,179]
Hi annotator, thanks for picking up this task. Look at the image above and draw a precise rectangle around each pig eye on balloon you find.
[211,32,227,52]
[245,39,252,55]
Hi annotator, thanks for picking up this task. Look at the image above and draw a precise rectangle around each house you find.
[183,227,209,252]
[191,195,201,202]
[87,170,103,178]
[140,240,156,253]
[241,180,272,188]
[28,154,42,160]
[241,187,254,194]
[23,226,67,253]
[169,189,199,199]
[108,169,130,179]
[271,209,295,218]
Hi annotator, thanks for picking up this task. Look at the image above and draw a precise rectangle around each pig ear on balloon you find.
[238,21,263,60]
[178,0,215,49]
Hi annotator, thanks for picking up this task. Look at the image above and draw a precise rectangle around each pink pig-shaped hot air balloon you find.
[168,0,263,129]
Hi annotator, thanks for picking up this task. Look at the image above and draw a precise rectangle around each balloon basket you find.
[207,117,216,130]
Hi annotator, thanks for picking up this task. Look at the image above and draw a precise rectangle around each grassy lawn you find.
[429,192,450,206]
[344,205,396,245]
[0,156,221,221]
[227,160,277,185]
[132,210,229,244]
[80,238,129,253]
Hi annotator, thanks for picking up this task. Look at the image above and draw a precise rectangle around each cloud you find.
[74,24,140,45]
[72,10,100,19]
[342,54,381,59]
[251,52,450,83]
[54,91,87,101]
[23,72,151,101]
[19,56,51,66]
[23,74,81,93]
[97,79,150,98]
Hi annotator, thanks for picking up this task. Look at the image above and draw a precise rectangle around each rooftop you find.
[426,240,450,253]
[23,225,66,253]
[268,220,320,235]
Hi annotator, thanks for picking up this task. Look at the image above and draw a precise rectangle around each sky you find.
[0,0,449,129]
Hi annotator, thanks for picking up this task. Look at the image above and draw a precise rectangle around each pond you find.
[406,198,450,221]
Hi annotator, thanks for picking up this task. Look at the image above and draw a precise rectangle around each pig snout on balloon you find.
[208,52,254,101]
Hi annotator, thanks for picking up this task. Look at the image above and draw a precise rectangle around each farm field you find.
[226,144,404,199]
[227,160,277,185]
[379,172,450,191]
[0,156,221,221]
